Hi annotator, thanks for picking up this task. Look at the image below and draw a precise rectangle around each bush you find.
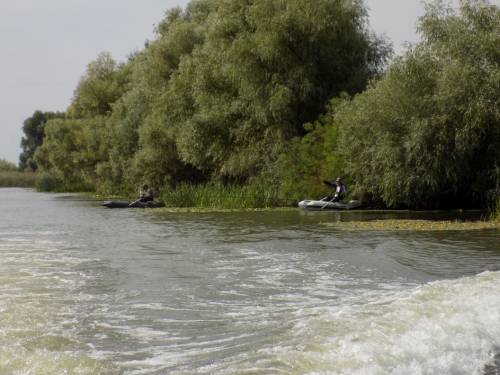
[35,173,63,192]
[274,98,346,202]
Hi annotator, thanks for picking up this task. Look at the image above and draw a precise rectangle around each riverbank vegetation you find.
[0,159,36,187]
[160,183,292,209]
[326,219,500,232]
[19,111,65,171]
[20,0,499,210]
[337,1,500,209]
[0,159,17,172]
[491,198,500,221]
[0,172,37,188]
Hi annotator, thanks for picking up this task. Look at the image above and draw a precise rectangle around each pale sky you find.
[1,0,493,164]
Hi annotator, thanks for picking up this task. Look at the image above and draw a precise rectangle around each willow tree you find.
[34,117,110,190]
[134,0,388,186]
[336,0,500,208]
[34,52,132,191]
[33,0,389,194]
[67,52,131,119]
[105,2,211,191]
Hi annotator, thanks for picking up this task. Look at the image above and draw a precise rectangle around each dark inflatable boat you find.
[102,200,165,209]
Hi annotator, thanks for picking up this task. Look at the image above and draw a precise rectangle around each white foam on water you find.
[0,232,118,374]
[273,270,500,375]
[2,209,499,375]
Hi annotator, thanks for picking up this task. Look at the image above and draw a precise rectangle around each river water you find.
[1,188,499,374]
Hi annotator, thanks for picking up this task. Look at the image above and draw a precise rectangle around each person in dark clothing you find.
[321,177,346,202]
[139,184,155,202]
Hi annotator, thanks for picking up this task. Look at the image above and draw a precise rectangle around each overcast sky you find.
[1,0,494,163]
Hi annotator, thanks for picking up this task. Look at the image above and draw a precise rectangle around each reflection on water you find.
[0,188,499,374]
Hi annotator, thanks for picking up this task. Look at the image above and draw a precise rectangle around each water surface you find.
[1,188,499,374]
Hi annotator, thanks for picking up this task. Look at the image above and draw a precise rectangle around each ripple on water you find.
[1,189,499,374]
[269,271,500,375]
[0,231,119,374]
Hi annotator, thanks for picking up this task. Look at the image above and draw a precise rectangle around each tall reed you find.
[160,183,292,209]
[492,197,500,222]
[0,172,38,188]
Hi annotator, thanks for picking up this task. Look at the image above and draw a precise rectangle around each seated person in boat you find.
[139,184,155,202]
[321,177,346,202]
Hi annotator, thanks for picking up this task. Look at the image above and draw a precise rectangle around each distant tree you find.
[19,110,64,171]
[34,117,108,191]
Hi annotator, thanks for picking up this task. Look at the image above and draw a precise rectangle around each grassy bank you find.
[0,171,37,188]
[160,183,293,209]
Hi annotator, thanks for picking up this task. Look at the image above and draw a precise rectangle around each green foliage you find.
[33,0,387,202]
[489,197,500,222]
[495,198,500,221]
[335,0,500,208]
[156,0,388,182]
[34,117,106,192]
[97,88,149,195]
[160,182,290,209]
[67,52,131,118]
[275,97,347,201]
[18,0,500,210]
[0,172,37,188]
[0,159,17,171]
[35,173,63,192]
[19,111,65,171]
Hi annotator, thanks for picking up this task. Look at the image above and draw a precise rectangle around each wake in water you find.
[1,231,499,374]
[0,189,499,374]
[1,234,499,375]
[0,232,119,374]
[271,271,500,375]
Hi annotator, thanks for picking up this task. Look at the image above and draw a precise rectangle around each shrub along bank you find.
[19,0,499,209]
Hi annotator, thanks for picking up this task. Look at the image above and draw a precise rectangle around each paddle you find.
[320,196,335,209]
[320,179,337,209]
[128,198,142,207]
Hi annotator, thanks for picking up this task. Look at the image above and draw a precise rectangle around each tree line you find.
[21,0,499,208]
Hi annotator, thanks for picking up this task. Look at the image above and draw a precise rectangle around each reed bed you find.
[160,183,292,209]
[0,172,38,188]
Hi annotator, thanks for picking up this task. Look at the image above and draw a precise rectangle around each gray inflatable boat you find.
[298,199,362,210]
